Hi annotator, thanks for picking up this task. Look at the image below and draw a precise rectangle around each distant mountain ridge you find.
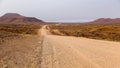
[0,13,43,23]
[90,18,120,24]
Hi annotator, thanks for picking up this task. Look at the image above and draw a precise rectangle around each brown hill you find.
[90,18,120,24]
[0,13,44,24]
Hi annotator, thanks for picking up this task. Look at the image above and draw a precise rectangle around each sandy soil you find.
[41,25,120,68]
[0,35,42,68]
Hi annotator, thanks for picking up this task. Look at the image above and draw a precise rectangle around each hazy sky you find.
[0,0,120,22]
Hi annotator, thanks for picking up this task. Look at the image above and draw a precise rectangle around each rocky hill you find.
[90,18,120,24]
[0,13,44,24]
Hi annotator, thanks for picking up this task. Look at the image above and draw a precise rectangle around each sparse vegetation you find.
[0,24,41,44]
[50,24,120,41]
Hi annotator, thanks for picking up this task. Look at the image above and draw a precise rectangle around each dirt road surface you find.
[41,25,120,68]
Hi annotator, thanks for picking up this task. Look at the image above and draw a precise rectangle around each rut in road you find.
[40,25,120,68]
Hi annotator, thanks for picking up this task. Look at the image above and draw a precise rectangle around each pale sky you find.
[0,0,120,22]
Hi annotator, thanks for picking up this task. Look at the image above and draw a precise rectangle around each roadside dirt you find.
[41,25,120,68]
[0,35,42,68]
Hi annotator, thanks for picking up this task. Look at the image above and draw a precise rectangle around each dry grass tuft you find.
[0,24,41,44]
[50,24,120,41]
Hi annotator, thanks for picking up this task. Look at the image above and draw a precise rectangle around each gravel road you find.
[41,25,120,68]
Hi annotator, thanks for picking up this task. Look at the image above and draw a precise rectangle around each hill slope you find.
[90,18,120,24]
[0,13,43,24]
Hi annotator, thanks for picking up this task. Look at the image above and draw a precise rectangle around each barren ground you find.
[0,34,42,68]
